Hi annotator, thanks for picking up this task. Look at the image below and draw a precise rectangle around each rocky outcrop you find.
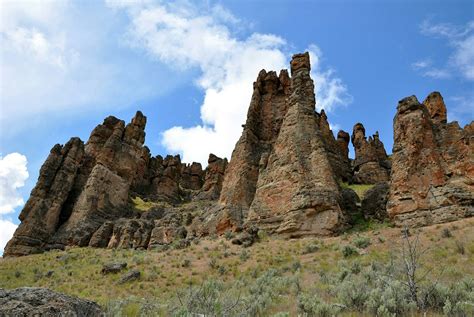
[4,138,85,256]
[387,93,474,227]
[198,54,350,237]
[5,54,473,256]
[351,123,390,184]
[246,53,345,236]
[361,182,389,221]
[318,111,352,182]
[196,154,228,200]
[0,287,103,316]
[5,111,226,256]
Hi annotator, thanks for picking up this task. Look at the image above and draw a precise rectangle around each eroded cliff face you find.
[4,112,227,256]
[387,93,474,227]
[245,53,346,236]
[351,123,390,184]
[5,54,473,257]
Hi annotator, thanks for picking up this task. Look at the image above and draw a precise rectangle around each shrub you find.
[302,243,320,255]
[342,245,359,258]
[336,276,369,312]
[352,236,371,249]
[297,293,342,317]
[239,250,250,262]
[291,261,302,272]
[208,258,218,269]
[224,231,234,240]
[217,265,227,275]
[441,228,453,238]
[181,259,191,268]
[455,240,465,255]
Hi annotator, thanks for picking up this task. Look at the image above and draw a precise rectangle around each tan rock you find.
[387,93,474,227]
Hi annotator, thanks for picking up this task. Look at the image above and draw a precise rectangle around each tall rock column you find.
[215,69,291,232]
[52,111,149,246]
[351,123,390,184]
[247,53,345,237]
[4,138,85,256]
[387,94,473,227]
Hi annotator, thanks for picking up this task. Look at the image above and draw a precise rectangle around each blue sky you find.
[0,0,473,253]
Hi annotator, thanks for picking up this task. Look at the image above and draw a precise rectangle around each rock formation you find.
[351,123,390,184]
[0,287,103,316]
[361,182,390,221]
[210,53,349,237]
[4,111,227,256]
[4,55,473,257]
[387,92,474,227]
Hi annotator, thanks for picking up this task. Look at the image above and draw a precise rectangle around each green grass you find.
[0,219,472,315]
[130,196,171,212]
[340,182,374,199]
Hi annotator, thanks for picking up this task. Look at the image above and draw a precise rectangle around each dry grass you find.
[0,218,473,315]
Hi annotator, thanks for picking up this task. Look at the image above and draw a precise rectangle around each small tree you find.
[398,227,443,311]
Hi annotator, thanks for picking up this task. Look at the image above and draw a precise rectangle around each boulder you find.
[101,262,127,275]
[0,287,103,316]
[361,182,389,221]
[118,270,141,284]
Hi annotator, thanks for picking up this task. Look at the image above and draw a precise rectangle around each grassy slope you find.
[0,218,473,315]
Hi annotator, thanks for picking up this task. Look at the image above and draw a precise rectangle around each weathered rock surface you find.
[0,287,103,316]
[217,68,291,230]
[5,111,226,256]
[5,54,473,256]
[351,123,390,184]
[101,262,127,275]
[387,93,474,227]
[318,111,352,182]
[118,270,141,284]
[361,182,389,221]
[246,53,346,237]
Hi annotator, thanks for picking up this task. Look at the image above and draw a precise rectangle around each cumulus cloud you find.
[0,153,29,214]
[114,1,351,165]
[0,0,178,137]
[0,152,28,254]
[307,44,352,112]
[0,219,17,255]
[414,19,474,80]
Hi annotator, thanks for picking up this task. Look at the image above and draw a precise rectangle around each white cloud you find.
[0,153,29,214]
[415,19,474,80]
[114,2,351,165]
[448,94,474,125]
[412,59,452,79]
[0,1,179,137]
[308,44,352,112]
[0,218,17,255]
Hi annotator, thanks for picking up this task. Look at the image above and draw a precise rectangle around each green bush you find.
[297,293,342,317]
[352,236,371,249]
[302,243,320,255]
[342,245,359,258]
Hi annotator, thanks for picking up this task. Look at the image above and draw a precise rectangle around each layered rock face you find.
[387,92,474,227]
[351,123,390,184]
[219,53,347,237]
[5,54,473,257]
[4,112,227,256]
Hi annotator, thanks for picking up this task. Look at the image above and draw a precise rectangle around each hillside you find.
[1,218,473,315]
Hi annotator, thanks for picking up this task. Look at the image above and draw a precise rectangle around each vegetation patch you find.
[340,182,374,199]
